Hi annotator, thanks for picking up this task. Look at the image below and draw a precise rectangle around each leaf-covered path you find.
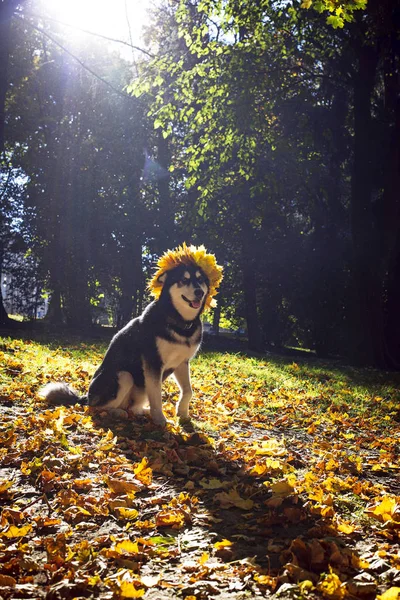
[1,335,400,599]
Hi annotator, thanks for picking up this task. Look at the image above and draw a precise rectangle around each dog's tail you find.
[39,383,87,406]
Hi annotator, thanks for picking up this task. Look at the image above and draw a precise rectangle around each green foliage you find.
[301,0,368,28]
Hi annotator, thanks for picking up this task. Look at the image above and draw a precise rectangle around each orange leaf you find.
[105,476,142,495]
[0,480,14,494]
[0,574,16,586]
[155,509,187,529]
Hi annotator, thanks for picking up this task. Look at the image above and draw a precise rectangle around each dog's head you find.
[148,243,223,318]
[158,264,210,321]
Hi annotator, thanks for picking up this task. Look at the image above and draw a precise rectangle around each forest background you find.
[0,0,399,369]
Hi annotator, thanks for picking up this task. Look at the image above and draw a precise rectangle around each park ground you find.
[0,332,400,599]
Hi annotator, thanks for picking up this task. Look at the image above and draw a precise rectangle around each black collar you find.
[167,315,197,332]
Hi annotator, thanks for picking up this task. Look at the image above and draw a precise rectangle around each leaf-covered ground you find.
[1,333,400,600]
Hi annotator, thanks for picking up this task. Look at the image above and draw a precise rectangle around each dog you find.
[41,262,211,427]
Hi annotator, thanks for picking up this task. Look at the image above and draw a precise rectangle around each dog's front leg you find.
[144,366,167,427]
[174,360,192,419]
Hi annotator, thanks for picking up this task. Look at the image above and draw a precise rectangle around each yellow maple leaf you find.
[155,509,187,529]
[317,571,345,598]
[215,489,254,510]
[366,496,399,523]
[116,508,139,520]
[214,539,233,550]
[2,524,32,538]
[54,407,66,433]
[271,474,297,496]
[325,458,339,471]
[133,457,153,485]
[0,480,14,494]
[336,520,355,534]
[377,588,400,600]
[199,478,227,489]
[199,552,210,564]
[299,580,315,593]
[351,554,370,569]
[114,540,139,555]
[118,581,145,598]
[255,438,287,456]
[301,0,312,8]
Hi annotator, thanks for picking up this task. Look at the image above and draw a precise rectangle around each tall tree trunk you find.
[242,262,263,352]
[156,132,175,252]
[350,39,384,366]
[0,0,16,155]
[382,4,400,367]
[45,287,63,325]
[0,240,11,325]
[42,55,67,325]
[212,295,222,335]
[240,206,263,352]
[0,1,17,326]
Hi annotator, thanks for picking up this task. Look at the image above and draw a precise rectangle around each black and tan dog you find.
[41,245,223,427]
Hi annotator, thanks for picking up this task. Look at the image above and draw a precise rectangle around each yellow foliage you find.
[366,496,399,523]
[214,539,233,550]
[377,588,400,600]
[148,242,223,309]
[317,571,345,598]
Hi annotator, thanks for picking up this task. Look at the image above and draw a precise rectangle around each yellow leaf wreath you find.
[148,243,223,309]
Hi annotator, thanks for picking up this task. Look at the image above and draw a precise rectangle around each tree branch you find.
[16,14,136,100]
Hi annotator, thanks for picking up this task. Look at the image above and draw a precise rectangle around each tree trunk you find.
[382,7,400,368]
[0,2,18,326]
[0,240,11,325]
[0,0,16,155]
[350,39,384,366]
[239,207,263,352]
[242,262,263,352]
[44,286,63,325]
[212,295,222,335]
[156,132,175,252]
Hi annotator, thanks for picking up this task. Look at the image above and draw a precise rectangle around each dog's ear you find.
[158,272,168,285]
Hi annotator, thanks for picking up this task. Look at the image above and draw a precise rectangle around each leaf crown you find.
[148,243,223,309]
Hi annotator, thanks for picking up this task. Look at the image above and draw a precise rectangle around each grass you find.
[0,332,400,599]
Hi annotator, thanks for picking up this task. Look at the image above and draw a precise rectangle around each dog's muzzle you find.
[182,291,204,309]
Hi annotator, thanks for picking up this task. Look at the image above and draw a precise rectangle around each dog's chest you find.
[156,335,199,371]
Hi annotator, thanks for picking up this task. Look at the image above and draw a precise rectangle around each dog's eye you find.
[197,276,205,285]
[181,278,190,285]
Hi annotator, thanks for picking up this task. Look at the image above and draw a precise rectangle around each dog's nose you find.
[194,288,204,299]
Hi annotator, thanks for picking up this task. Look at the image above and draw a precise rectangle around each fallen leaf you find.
[214,489,254,510]
[377,589,400,600]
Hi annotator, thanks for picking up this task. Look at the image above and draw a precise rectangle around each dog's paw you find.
[151,412,168,428]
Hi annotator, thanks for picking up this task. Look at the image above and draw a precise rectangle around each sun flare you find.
[36,0,150,49]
